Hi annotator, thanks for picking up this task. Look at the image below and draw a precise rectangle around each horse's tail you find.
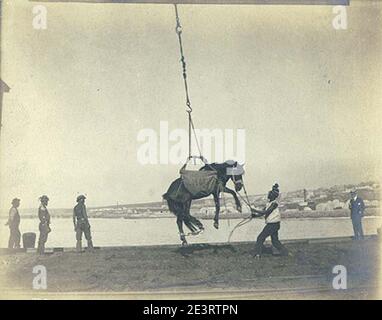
[162,192,169,200]
[164,194,200,233]
[164,196,179,216]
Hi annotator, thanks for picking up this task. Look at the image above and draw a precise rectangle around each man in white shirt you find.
[37,195,51,254]
[251,184,288,258]
[5,198,21,249]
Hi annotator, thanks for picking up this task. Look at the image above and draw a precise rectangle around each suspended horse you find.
[163,6,246,245]
[163,157,244,245]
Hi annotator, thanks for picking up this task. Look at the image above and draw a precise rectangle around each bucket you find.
[22,232,36,249]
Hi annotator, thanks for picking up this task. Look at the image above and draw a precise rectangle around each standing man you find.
[349,190,365,240]
[73,195,93,252]
[37,195,51,254]
[251,184,288,258]
[5,198,21,249]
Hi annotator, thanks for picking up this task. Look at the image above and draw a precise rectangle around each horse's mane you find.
[199,161,234,175]
[200,161,244,178]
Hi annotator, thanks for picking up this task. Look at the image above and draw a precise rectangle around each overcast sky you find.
[0,0,381,210]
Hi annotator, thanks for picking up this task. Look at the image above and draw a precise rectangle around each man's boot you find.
[76,241,82,252]
[87,240,94,250]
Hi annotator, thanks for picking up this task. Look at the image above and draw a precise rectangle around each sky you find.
[0,0,381,210]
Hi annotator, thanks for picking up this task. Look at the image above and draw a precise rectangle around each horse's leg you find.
[183,216,197,233]
[213,192,220,229]
[184,200,204,234]
[223,186,242,213]
[176,215,187,246]
[189,215,204,232]
[182,200,198,234]
[170,199,187,246]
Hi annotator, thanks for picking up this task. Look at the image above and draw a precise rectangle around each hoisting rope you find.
[174,4,202,160]
[239,184,253,210]
[174,5,256,243]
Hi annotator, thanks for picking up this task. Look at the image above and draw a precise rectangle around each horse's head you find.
[224,160,245,192]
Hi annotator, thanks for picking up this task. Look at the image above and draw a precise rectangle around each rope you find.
[230,176,254,212]
[238,184,254,210]
[227,181,257,242]
[189,116,203,158]
[174,4,191,113]
[228,215,253,242]
[174,4,202,159]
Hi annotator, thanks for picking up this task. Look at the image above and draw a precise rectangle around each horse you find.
[163,160,244,245]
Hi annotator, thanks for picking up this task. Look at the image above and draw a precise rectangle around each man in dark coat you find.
[349,190,365,240]
[73,195,94,252]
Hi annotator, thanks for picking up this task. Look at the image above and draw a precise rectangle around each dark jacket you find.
[349,196,365,218]
[73,203,88,221]
[38,205,50,225]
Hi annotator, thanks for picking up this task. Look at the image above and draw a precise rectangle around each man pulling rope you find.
[251,183,289,259]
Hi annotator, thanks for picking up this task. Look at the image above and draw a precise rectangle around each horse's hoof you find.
[213,222,219,229]
[182,241,188,246]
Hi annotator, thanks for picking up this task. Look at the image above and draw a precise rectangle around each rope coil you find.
[228,216,253,242]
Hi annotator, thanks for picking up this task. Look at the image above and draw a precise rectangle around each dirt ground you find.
[0,238,380,299]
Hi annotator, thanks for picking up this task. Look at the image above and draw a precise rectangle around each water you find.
[0,216,380,248]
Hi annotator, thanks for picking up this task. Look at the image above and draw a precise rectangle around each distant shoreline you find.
[0,211,380,221]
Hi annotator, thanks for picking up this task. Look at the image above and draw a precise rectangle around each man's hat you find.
[270,183,280,198]
[76,195,86,202]
[350,189,357,195]
[39,195,49,201]
[12,198,20,204]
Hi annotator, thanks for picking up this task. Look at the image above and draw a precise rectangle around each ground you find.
[0,238,380,299]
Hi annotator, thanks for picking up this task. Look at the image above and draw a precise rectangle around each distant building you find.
[307,201,316,210]
[199,207,215,216]
[370,200,380,208]
[315,199,345,211]
[221,206,235,214]
[357,186,373,191]
[284,203,300,211]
